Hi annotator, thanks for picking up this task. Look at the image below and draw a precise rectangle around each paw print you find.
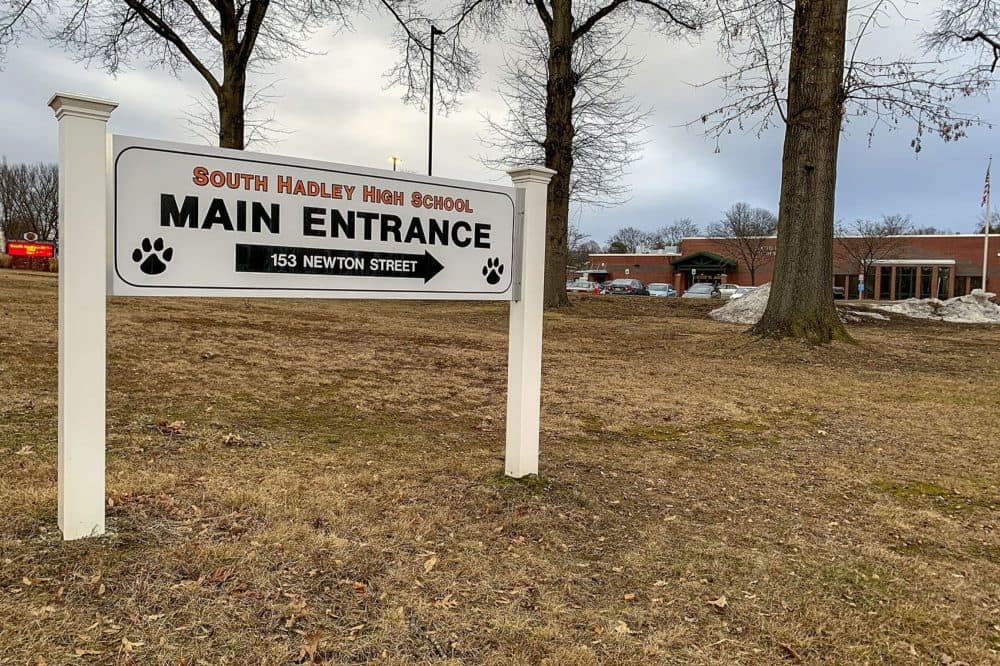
[132,237,173,275]
[482,257,504,285]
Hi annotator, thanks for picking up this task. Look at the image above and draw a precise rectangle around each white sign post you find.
[51,92,554,540]
[505,168,555,477]
[50,93,118,540]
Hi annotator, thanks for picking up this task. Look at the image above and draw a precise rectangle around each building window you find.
[937,267,950,299]
[895,266,917,300]
[920,268,932,299]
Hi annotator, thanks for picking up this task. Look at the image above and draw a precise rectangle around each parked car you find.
[833,285,846,299]
[608,278,649,295]
[681,283,721,299]
[566,279,595,293]
[717,283,742,298]
[599,280,614,294]
[729,286,756,300]
[648,283,677,297]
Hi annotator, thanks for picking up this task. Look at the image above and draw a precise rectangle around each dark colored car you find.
[608,278,649,295]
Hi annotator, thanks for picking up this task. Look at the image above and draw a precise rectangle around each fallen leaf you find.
[296,630,322,662]
[223,433,246,446]
[779,642,802,661]
[423,556,438,574]
[121,637,144,653]
[434,594,459,609]
[156,420,185,434]
[74,649,102,656]
[613,620,633,635]
[623,593,637,602]
[707,595,728,610]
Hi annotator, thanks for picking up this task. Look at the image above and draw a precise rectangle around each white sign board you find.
[111,136,517,299]
[51,92,553,541]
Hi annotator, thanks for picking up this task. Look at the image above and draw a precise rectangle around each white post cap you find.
[48,93,118,121]
[508,166,556,185]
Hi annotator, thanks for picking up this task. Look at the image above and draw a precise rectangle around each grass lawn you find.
[1,269,998,665]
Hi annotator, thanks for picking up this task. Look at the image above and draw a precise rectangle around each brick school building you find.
[586,234,1000,299]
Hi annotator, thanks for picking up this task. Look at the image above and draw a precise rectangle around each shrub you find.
[48,257,59,273]
[0,254,11,270]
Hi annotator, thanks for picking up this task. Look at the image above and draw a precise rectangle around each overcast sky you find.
[0,8,995,245]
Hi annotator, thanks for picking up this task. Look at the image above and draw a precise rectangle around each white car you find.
[717,283,742,298]
[566,279,595,293]
[729,286,756,300]
[648,283,677,297]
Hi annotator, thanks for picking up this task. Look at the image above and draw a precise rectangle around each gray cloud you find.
[0,12,994,244]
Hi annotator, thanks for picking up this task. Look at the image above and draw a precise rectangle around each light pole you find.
[389,155,401,172]
[428,25,444,176]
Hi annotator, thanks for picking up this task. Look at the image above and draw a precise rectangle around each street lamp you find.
[428,25,444,176]
[389,155,401,172]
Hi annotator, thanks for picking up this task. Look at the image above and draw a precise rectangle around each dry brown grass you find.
[1,269,998,665]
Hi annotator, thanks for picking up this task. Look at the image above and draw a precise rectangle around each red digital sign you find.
[6,241,55,258]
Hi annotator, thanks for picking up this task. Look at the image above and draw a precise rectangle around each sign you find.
[111,136,517,300]
[7,240,55,258]
[50,92,555,541]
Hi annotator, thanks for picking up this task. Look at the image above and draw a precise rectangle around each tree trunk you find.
[217,75,246,150]
[750,0,851,343]
[542,0,576,308]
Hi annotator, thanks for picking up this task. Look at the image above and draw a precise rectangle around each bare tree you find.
[0,160,58,242]
[702,0,992,341]
[607,225,649,253]
[977,209,1000,233]
[480,27,649,209]
[1,1,361,150]
[0,0,47,62]
[567,220,595,266]
[706,202,777,285]
[835,214,911,296]
[389,0,705,308]
[925,0,1000,72]
[648,217,698,248]
[182,80,291,149]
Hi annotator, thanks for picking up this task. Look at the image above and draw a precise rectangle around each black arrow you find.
[235,243,445,283]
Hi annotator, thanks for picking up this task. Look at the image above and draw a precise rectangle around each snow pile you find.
[709,283,771,324]
[840,309,889,323]
[710,282,890,325]
[873,289,1000,324]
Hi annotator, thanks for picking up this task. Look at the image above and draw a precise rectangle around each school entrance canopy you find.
[671,251,738,273]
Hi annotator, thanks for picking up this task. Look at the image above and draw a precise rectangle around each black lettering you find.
[452,220,472,247]
[303,206,325,236]
[331,209,355,238]
[403,218,427,244]
[236,200,246,232]
[160,193,199,228]
[202,198,234,231]
[252,202,280,233]
[356,212,378,240]
[381,214,402,242]
[474,223,490,249]
[428,218,448,245]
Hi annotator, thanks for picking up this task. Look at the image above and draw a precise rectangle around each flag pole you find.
[984,156,992,293]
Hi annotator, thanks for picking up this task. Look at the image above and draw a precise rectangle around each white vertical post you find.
[49,93,117,540]
[505,166,555,478]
